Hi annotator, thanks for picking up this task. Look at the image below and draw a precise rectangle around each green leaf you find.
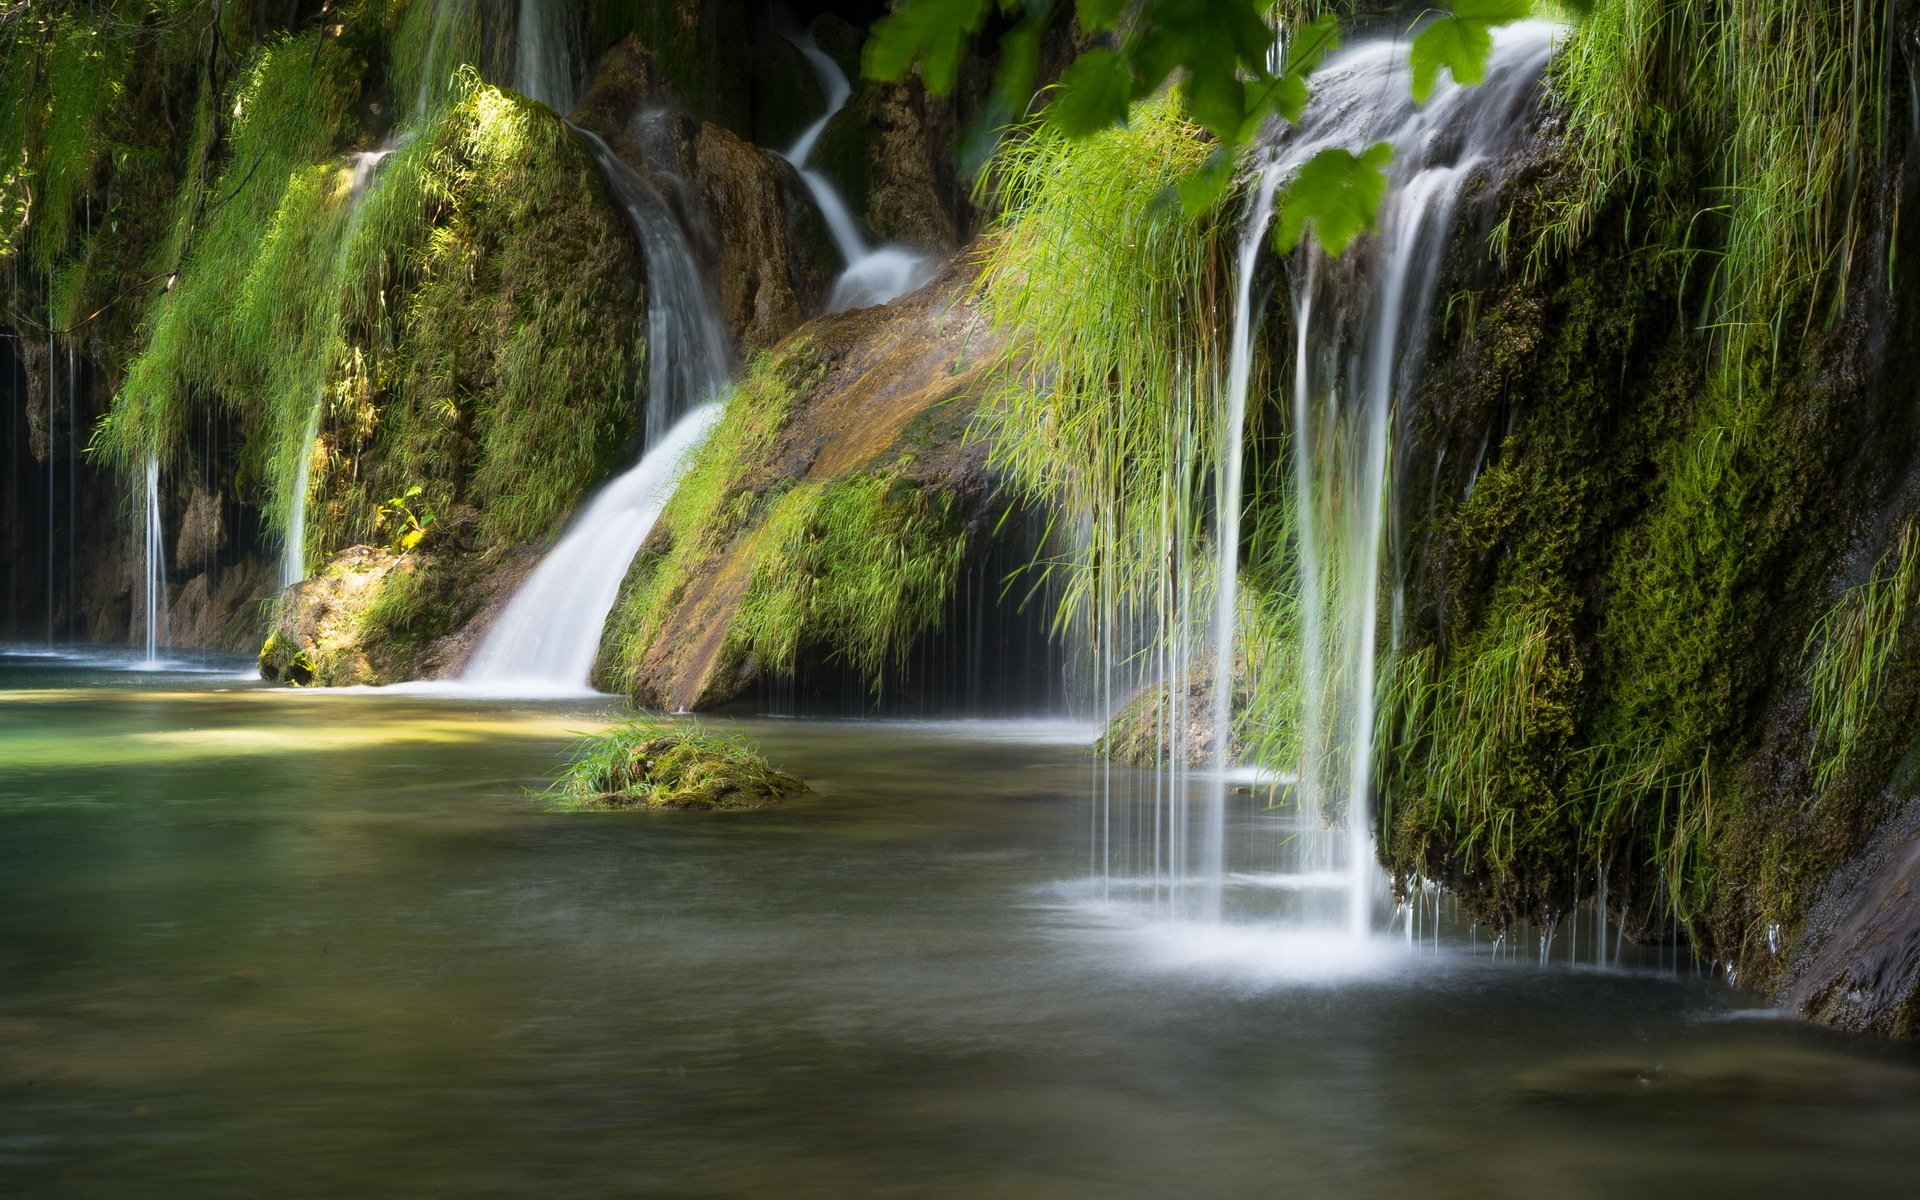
[1273,142,1394,257]
[1075,0,1126,33]
[994,19,1042,113]
[1175,146,1234,216]
[1454,0,1533,19]
[1282,13,1342,76]
[1046,47,1133,136]
[1409,17,1493,106]
[863,0,990,93]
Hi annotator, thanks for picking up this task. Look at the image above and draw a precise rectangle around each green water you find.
[2,649,1917,1197]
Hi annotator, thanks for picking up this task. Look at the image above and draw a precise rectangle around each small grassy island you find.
[547,720,809,812]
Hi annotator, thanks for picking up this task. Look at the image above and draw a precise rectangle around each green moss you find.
[545,718,808,811]
[732,472,969,683]
[602,340,819,687]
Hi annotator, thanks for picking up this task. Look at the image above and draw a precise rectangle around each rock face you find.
[572,34,834,351]
[257,540,536,686]
[1783,796,1920,1037]
[606,253,1006,712]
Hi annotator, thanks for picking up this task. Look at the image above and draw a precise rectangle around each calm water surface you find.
[2,649,1917,1197]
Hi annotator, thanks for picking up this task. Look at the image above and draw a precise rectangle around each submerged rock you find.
[549,721,808,811]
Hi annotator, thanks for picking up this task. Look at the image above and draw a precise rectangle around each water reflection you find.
[1,658,1916,1196]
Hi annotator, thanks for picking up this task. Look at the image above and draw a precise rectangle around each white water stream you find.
[281,147,398,591]
[516,0,583,114]
[460,403,723,695]
[781,34,931,311]
[459,127,732,692]
[140,454,169,666]
[1094,22,1561,958]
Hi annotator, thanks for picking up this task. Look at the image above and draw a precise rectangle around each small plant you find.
[376,485,437,553]
[544,719,808,811]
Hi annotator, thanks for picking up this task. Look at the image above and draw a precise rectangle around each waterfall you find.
[516,0,583,114]
[457,127,731,691]
[1090,22,1560,954]
[460,403,723,694]
[140,455,169,666]
[1273,21,1561,935]
[282,147,397,591]
[576,129,730,446]
[780,34,932,311]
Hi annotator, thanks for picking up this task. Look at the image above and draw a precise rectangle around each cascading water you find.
[460,403,723,694]
[1090,22,1561,958]
[140,455,169,666]
[576,129,731,445]
[1276,22,1561,935]
[281,147,397,591]
[516,0,583,114]
[458,128,731,691]
[780,34,932,311]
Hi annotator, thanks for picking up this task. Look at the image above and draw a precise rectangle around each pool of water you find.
[2,649,1917,1197]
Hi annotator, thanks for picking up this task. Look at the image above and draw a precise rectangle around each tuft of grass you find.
[544,719,808,811]
[1803,523,1920,793]
[975,96,1233,623]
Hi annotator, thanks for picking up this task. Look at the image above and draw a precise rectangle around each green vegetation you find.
[545,718,808,811]
[604,338,977,699]
[1805,524,1920,793]
[975,97,1230,624]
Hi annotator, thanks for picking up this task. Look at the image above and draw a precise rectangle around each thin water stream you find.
[1,656,1917,1195]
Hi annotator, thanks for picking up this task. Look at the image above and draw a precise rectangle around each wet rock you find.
[620,252,1005,712]
[808,13,864,82]
[167,557,277,652]
[573,35,834,350]
[172,485,226,573]
[749,31,825,154]
[1782,794,1920,1037]
[257,540,535,686]
[813,78,960,255]
[1098,652,1260,768]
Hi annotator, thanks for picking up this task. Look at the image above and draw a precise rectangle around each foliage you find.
[376,485,437,553]
[544,718,808,811]
[975,96,1228,628]
[868,0,1547,251]
[733,474,969,683]
[1804,524,1920,793]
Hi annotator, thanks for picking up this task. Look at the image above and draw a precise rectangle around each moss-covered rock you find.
[257,535,533,686]
[600,253,1003,711]
[546,719,808,810]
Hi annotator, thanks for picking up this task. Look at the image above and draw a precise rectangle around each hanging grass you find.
[1804,523,1920,794]
[974,95,1235,624]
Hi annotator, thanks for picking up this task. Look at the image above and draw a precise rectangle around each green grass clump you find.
[545,719,808,811]
[1804,523,1920,793]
